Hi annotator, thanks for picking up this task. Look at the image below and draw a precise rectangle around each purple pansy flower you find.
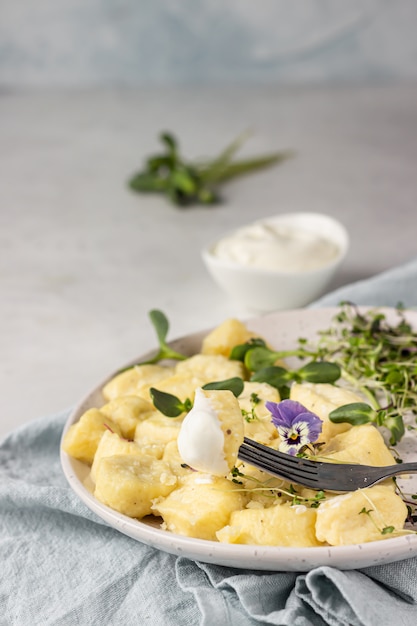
[265,399,323,456]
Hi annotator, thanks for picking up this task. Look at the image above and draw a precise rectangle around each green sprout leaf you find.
[250,365,292,389]
[202,377,244,397]
[145,309,187,364]
[244,347,281,371]
[149,388,192,417]
[149,309,169,346]
[229,338,267,362]
[329,402,377,426]
[119,309,187,372]
[296,361,341,384]
[384,414,405,445]
[313,302,417,444]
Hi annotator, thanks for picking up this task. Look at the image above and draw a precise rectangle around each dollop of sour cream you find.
[212,221,340,272]
[177,388,229,476]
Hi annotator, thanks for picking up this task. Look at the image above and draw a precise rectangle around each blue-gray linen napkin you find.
[1,257,417,626]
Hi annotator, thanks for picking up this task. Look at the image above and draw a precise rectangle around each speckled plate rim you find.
[60,307,417,572]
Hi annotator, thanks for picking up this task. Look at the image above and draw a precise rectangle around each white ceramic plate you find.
[60,307,417,571]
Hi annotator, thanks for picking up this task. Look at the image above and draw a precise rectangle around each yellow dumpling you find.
[217,501,322,547]
[201,318,259,357]
[102,364,174,401]
[321,424,397,467]
[94,454,177,519]
[315,485,408,545]
[62,408,121,465]
[153,473,247,540]
[290,383,364,443]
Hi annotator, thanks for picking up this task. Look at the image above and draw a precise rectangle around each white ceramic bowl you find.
[202,212,349,312]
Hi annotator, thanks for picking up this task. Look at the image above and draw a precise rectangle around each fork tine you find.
[238,438,322,489]
[238,448,301,484]
[242,438,319,469]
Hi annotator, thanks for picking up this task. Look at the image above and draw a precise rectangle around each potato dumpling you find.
[217,502,322,547]
[135,412,183,446]
[238,381,280,444]
[235,461,291,509]
[162,440,195,479]
[175,353,245,383]
[315,485,408,545]
[100,395,155,439]
[150,373,205,404]
[90,430,142,483]
[62,408,121,465]
[153,473,247,540]
[102,364,174,401]
[201,318,258,357]
[290,383,365,443]
[94,454,177,518]
[321,424,397,467]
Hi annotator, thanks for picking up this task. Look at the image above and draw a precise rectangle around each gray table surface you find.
[1,83,416,439]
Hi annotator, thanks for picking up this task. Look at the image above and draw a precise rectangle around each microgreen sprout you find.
[202,377,244,398]
[230,467,328,508]
[119,310,187,372]
[149,388,193,417]
[314,303,417,444]
[310,491,326,508]
[144,310,188,364]
[234,303,417,444]
[358,506,395,536]
[231,338,341,398]
[229,338,268,361]
[241,392,261,423]
[230,467,245,485]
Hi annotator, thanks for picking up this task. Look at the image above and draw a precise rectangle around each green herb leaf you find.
[202,377,244,397]
[203,152,294,184]
[149,309,169,346]
[160,132,177,155]
[244,347,281,371]
[313,303,417,443]
[296,361,341,384]
[384,414,405,445]
[128,131,293,207]
[149,388,192,417]
[250,365,291,389]
[128,172,168,193]
[118,309,187,372]
[329,402,376,426]
[145,309,187,363]
[229,338,267,362]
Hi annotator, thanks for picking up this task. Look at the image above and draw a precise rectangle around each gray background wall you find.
[1,0,417,86]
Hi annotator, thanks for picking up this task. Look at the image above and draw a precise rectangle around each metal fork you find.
[238,437,417,492]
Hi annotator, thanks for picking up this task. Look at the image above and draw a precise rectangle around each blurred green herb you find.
[128,131,293,207]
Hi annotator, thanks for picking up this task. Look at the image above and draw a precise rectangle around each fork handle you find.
[386,462,417,476]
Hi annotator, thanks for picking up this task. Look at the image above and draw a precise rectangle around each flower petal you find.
[265,399,309,428]
[295,413,322,443]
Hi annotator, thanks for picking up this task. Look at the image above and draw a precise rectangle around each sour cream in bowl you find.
[202,212,349,312]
